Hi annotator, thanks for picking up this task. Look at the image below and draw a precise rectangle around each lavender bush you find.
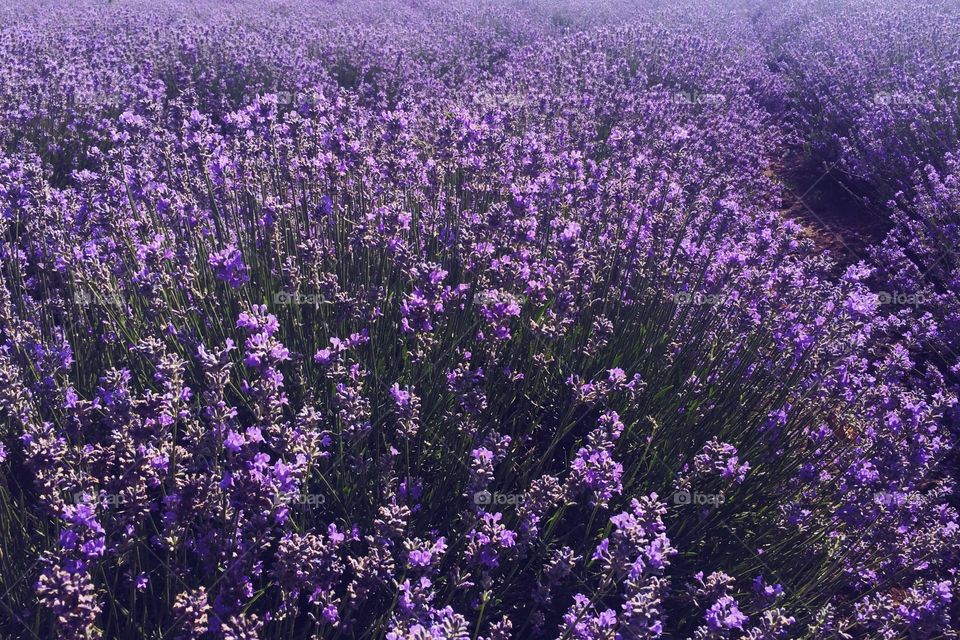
[0,1,957,638]
[758,0,960,448]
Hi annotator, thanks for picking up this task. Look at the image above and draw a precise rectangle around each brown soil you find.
[766,154,891,264]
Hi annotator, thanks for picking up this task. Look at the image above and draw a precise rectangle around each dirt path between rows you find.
[766,154,891,264]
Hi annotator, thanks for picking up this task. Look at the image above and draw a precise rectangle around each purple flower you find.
[209,245,249,288]
[705,595,748,632]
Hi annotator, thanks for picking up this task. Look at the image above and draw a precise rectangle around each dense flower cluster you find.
[0,0,957,638]
[759,0,960,418]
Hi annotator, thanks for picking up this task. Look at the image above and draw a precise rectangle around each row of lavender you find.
[0,1,956,638]
[758,0,960,384]
[760,4,960,633]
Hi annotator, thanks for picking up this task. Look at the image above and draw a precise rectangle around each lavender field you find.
[0,0,958,638]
